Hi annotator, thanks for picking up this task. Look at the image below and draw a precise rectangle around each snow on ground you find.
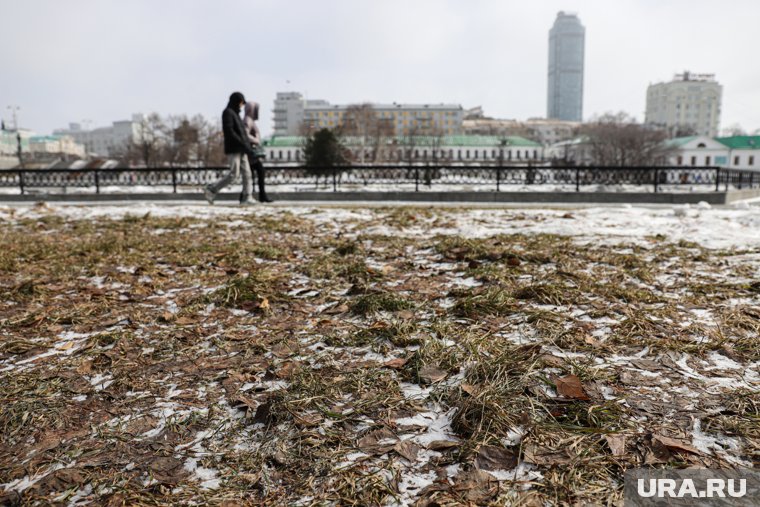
[1,200,759,249]
[1,182,750,195]
[1,201,758,505]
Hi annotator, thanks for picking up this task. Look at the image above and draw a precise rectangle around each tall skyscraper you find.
[547,12,585,122]
[645,72,722,137]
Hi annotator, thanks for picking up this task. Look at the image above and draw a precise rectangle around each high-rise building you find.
[547,11,585,122]
[645,72,722,137]
[272,92,333,136]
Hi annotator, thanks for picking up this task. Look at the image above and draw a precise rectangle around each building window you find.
[705,156,711,165]
[735,156,740,166]
[677,156,683,166]
[691,156,696,166]
[466,150,470,159]
[458,150,462,160]
[750,156,755,166]
[473,150,478,159]
[533,150,538,159]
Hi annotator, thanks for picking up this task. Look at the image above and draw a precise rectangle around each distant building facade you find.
[547,134,760,170]
[54,115,143,157]
[645,72,722,137]
[263,135,542,165]
[29,135,86,158]
[667,135,760,170]
[462,115,578,146]
[0,129,32,168]
[547,11,585,122]
[272,92,464,137]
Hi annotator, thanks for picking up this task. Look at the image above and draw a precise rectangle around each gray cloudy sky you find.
[2,0,759,136]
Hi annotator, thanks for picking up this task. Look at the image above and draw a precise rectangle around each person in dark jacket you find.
[204,92,255,205]
[242,101,272,203]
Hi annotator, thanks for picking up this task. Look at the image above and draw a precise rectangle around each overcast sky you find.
[2,0,759,136]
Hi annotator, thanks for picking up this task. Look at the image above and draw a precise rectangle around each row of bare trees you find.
[576,112,676,166]
[302,106,680,167]
[122,113,226,167]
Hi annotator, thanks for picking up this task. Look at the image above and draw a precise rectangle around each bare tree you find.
[339,104,393,163]
[123,113,225,168]
[578,112,675,166]
[721,123,746,137]
[125,113,167,167]
[193,115,225,167]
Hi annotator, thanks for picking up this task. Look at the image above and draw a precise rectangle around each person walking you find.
[204,91,256,205]
[243,101,273,203]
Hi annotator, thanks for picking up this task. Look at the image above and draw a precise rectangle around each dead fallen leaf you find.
[523,444,572,465]
[604,434,627,457]
[539,354,566,368]
[76,360,94,375]
[653,435,701,455]
[419,365,447,384]
[452,469,499,503]
[271,342,297,359]
[475,445,518,471]
[397,310,415,320]
[324,303,349,315]
[383,357,407,369]
[253,401,274,425]
[461,383,479,396]
[506,256,521,267]
[275,361,298,379]
[427,440,460,451]
[293,412,322,428]
[554,374,590,401]
[393,440,421,462]
[148,457,188,484]
[358,428,398,454]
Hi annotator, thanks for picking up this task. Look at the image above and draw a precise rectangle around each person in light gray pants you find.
[204,91,256,204]
[207,152,253,200]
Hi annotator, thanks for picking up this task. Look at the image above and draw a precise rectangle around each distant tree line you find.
[123,113,226,167]
[577,112,676,166]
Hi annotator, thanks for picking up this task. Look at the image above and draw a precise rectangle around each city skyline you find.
[2,0,760,137]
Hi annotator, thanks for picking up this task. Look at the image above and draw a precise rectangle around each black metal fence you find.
[0,165,758,195]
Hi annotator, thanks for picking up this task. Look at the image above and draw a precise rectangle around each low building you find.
[665,136,729,167]
[715,136,760,170]
[549,134,760,170]
[462,117,579,145]
[544,137,594,165]
[29,135,86,158]
[263,135,543,165]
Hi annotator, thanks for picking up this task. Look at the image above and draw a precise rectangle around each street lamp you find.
[6,106,23,167]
